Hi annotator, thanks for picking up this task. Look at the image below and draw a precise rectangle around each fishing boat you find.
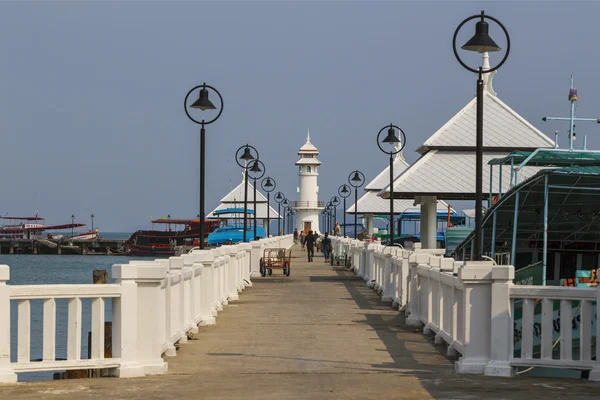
[0,216,85,240]
[207,208,265,246]
[124,218,219,256]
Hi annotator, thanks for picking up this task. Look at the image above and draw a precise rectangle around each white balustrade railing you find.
[0,235,293,384]
[332,236,600,381]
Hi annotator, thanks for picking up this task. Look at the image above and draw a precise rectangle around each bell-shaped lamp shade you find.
[461,19,501,53]
[275,192,283,201]
[382,126,400,144]
[250,161,262,173]
[351,172,362,183]
[282,199,289,206]
[239,146,255,161]
[265,178,273,188]
[190,87,217,111]
[341,185,350,194]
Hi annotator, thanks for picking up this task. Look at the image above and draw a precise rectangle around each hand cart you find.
[260,248,292,277]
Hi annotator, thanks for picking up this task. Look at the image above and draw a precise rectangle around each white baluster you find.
[91,297,105,359]
[42,298,56,362]
[67,298,82,361]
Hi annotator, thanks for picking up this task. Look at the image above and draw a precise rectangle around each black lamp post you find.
[235,144,259,242]
[287,209,294,234]
[348,171,365,239]
[323,209,329,234]
[90,214,94,233]
[327,202,334,234]
[331,196,340,235]
[282,198,289,235]
[453,10,510,260]
[248,159,265,241]
[275,192,285,236]
[338,184,351,237]
[261,177,276,237]
[71,214,75,238]
[184,83,224,249]
[377,124,406,244]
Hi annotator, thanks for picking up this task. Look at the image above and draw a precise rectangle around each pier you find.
[1,242,600,399]
[0,239,126,255]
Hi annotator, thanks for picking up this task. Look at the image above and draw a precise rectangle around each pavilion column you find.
[418,196,437,249]
[365,214,374,236]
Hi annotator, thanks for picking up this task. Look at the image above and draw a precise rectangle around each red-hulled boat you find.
[124,218,219,256]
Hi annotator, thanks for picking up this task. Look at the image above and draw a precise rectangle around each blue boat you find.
[207,208,266,245]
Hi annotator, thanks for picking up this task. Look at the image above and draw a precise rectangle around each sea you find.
[3,232,155,382]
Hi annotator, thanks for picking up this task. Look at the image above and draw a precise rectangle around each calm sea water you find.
[3,237,152,382]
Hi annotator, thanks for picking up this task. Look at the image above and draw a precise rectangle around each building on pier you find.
[379,52,555,249]
[293,129,324,234]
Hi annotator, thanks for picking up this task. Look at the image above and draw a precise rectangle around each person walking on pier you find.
[293,228,299,244]
[306,230,315,262]
[300,231,306,251]
[322,233,331,263]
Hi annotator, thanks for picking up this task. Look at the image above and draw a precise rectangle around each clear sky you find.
[1,1,600,231]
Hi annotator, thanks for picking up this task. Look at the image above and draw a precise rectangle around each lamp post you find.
[327,202,334,234]
[331,196,340,235]
[71,214,75,238]
[453,10,510,260]
[261,177,276,237]
[90,214,94,233]
[282,198,289,235]
[348,171,365,239]
[248,160,265,241]
[377,124,406,244]
[338,184,351,237]
[323,209,329,234]
[184,83,224,249]
[275,192,285,236]
[235,144,259,242]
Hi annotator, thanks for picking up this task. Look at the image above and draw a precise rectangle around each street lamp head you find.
[265,178,273,188]
[461,12,501,54]
[382,125,400,144]
[341,185,349,194]
[351,172,362,183]
[275,192,283,201]
[282,198,289,206]
[190,85,217,111]
[91,214,94,218]
[250,160,262,173]
[71,214,74,219]
[240,146,255,161]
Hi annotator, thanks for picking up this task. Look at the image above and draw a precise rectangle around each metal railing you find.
[290,201,324,208]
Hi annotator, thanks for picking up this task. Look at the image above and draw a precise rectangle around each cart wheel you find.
[285,267,290,277]
[283,266,287,275]
[260,259,266,277]
[268,268,273,276]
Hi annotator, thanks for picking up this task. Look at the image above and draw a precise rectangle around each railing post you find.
[0,265,17,384]
[455,261,494,374]
[366,244,376,288]
[226,245,240,301]
[239,243,253,288]
[212,249,224,311]
[405,252,429,326]
[168,257,188,343]
[182,255,198,334]
[196,250,217,325]
[381,251,393,303]
[251,241,263,278]
[484,265,515,377]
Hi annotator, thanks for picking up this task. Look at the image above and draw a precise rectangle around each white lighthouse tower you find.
[294,129,323,234]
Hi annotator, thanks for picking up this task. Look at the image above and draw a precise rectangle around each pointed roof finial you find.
[306,128,311,143]
[481,52,497,96]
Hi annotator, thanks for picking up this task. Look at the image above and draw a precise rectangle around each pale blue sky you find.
[1,1,600,231]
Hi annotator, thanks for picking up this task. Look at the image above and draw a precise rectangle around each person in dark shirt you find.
[306,230,315,262]
[322,233,331,263]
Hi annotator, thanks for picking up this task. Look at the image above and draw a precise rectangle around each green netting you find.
[488,149,600,167]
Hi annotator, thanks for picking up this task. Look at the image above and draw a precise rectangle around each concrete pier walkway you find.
[2,244,600,399]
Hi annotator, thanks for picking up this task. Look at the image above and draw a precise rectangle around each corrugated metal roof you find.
[379,150,543,199]
[364,157,410,190]
[418,93,554,154]
[346,191,451,214]
[207,202,281,220]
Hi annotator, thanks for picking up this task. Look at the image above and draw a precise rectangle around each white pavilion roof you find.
[380,53,553,200]
[417,92,554,154]
[346,191,452,214]
[365,156,410,190]
[220,180,269,203]
[379,150,542,200]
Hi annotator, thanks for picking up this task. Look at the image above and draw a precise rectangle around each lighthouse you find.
[294,129,323,234]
